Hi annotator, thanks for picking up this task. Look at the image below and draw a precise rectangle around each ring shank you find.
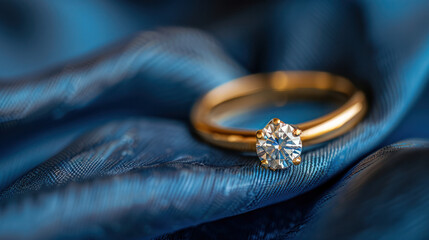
[191,71,367,152]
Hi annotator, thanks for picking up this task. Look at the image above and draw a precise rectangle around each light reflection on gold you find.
[301,102,363,139]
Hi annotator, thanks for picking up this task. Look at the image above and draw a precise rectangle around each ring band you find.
[191,71,367,170]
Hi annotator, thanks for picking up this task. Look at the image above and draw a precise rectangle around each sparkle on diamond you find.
[256,119,302,170]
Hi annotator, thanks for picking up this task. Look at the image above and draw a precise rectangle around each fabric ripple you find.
[155,140,429,240]
[0,0,428,239]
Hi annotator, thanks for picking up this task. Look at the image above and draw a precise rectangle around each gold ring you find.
[191,71,367,170]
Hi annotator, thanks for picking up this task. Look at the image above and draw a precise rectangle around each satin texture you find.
[0,0,428,239]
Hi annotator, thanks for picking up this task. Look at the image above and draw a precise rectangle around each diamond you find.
[256,118,302,170]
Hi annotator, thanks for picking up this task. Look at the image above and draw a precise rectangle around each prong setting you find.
[272,118,281,124]
[261,159,269,168]
[292,156,302,165]
[293,128,302,137]
[256,118,303,170]
[256,130,263,139]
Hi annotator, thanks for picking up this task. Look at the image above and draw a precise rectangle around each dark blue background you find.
[0,1,428,239]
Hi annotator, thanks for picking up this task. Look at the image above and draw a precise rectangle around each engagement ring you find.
[191,71,367,170]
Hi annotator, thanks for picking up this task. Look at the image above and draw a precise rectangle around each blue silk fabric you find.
[0,0,429,239]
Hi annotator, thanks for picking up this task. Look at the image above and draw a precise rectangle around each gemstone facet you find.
[256,119,302,170]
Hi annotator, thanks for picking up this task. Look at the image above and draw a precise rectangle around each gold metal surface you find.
[272,118,281,124]
[256,130,263,139]
[292,156,302,165]
[293,128,302,137]
[191,71,367,152]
